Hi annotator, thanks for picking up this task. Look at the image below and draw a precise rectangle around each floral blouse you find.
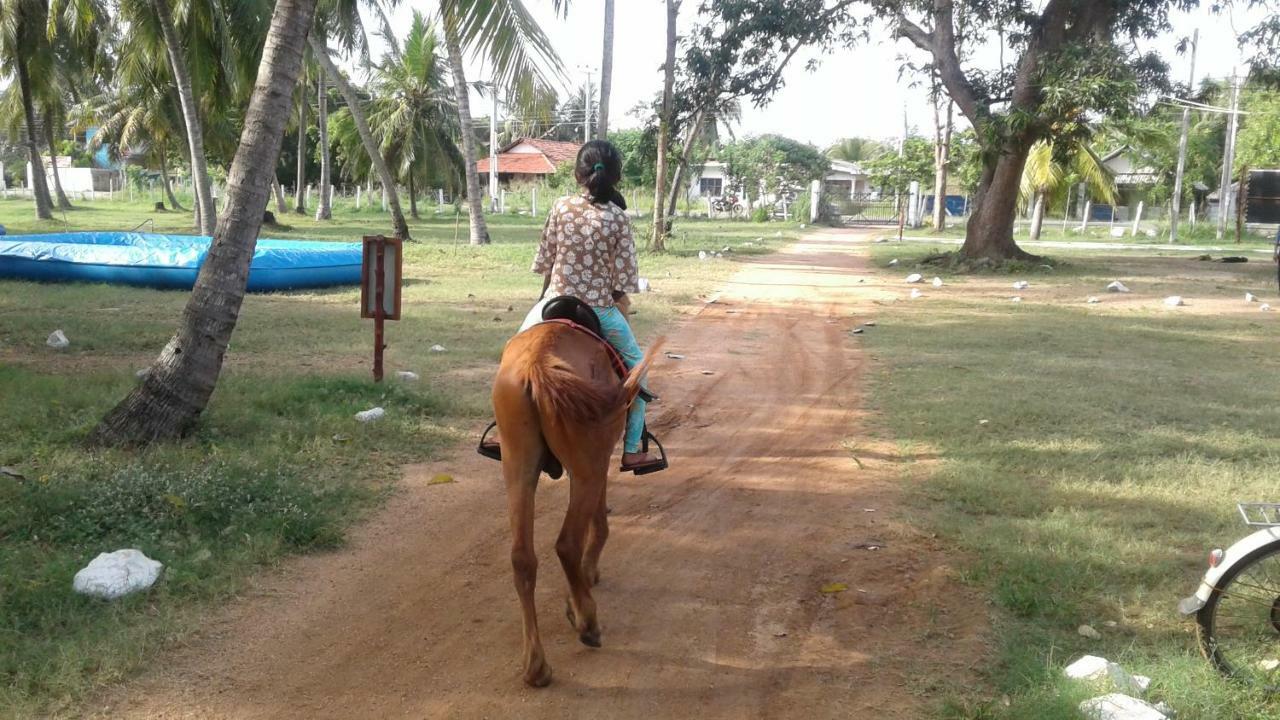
[532,194,639,308]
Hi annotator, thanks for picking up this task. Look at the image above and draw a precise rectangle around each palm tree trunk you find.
[597,0,615,139]
[45,121,73,210]
[160,152,185,211]
[92,0,320,446]
[443,15,490,245]
[1029,191,1046,241]
[649,0,680,251]
[663,108,706,231]
[17,59,54,220]
[308,35,410,240]
[153,0,216,236]
[314,73,332,220]
[294,75,307,214]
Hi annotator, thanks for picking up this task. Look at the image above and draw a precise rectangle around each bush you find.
[751,206,770,223]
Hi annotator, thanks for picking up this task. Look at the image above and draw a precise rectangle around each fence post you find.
[1080,200,1092,230]
[1131,200,1145,236]
[810,179,821,223]
[500,189,506,214]
[907,181,921,227]
[531,186,537,217]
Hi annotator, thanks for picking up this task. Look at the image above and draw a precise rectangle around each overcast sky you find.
[360,2,1268,149]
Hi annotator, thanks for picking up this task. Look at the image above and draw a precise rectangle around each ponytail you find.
[575,140,626,209]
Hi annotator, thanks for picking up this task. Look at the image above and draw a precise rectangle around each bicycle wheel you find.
[1197,540,1280,689]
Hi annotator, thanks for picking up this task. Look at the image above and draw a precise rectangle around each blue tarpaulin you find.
[0,232,362,291]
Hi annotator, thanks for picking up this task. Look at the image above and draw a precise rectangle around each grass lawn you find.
[0,196,797,718]
[861,243,1280,718]
[898,217,1277,251]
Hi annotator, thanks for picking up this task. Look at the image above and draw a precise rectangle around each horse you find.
[490,320,663,687]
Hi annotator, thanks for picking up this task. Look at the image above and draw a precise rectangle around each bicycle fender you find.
[1179,526,1280,615]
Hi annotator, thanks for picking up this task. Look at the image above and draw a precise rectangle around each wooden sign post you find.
[360,235,403,382]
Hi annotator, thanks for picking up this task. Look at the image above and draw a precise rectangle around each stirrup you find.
[621,426,669,475]
[477,421,501,461]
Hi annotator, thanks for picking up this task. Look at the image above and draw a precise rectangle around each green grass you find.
[0,196,796,718]
[862,245,1280,718]
[902,216,1276,250]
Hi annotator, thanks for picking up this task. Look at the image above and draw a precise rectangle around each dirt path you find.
[96,229,987,719]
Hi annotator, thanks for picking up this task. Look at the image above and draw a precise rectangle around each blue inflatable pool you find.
[0,232,362,291]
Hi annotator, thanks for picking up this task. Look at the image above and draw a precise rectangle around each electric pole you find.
[583,68,593,142]
[1216,72,1242,241]
[489,77,499,208]
[1171,29,1197,243]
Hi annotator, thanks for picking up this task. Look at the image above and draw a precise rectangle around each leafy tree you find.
[610,127,658,188]
[1020,140,1115,240]
[719,134,829,204]
[0,0,58,219]
[1234,89,1280,171]
[862,136,932,195]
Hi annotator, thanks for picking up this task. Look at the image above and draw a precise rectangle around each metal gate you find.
[825,193,902,225]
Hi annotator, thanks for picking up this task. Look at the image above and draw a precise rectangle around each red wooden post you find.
[373,236,385,382]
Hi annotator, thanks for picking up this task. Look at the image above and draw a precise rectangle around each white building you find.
[686,159,870,202]
[26,156,117,194]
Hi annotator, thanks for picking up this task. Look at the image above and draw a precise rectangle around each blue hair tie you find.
[592,162,605,172]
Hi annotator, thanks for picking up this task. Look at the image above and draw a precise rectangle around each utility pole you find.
[489,77,499,209]
[1216,71,1242,241]
[583,67,593,142]
[1171,29,1198,243]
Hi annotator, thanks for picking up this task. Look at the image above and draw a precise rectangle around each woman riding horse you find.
[483,140,666,474]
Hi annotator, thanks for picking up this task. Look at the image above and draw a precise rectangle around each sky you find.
[359,2,1270,149]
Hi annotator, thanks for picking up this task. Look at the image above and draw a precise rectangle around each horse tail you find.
[621,336,666,407]
[518,328,619,425]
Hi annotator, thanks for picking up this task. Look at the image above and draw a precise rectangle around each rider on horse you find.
[480,140,667,475]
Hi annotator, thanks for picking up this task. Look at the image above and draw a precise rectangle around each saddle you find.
[477,296,666,476]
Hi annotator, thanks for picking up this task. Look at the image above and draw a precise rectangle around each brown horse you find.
[491,321,662,687]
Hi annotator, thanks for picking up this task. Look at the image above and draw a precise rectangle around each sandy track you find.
[95,230,987,719]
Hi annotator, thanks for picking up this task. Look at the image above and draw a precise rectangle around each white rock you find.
[905,273,924,284]
[395,371,419,382]
[429,344,446,352]
[932,277,944,288]
[1079,694,1168,720]
[909,289,924,299]
[638,278,651,293]
[1111,228,1126,238]
[1107,281,1131,293]
[46,329,70,349]
[355,407,385,423]
[135,368,149,379]
[1153,702,1174,717]
[1258,659,1280,671]
[72,549,163,600]
[1011,296,1022,303]
[698,250,709,261]
[1261,304,1273,312]
[888,258,899,266]
[1246,292,1257,303]
[775,231,783,237]
[1143,229,1158,238]
[1078,624,1102,639]
[1013,280,1030,290]
[1163,296,1184,308]
[1065,655,1111,681]
[800,223,807,229]
[1087,297,1101,304]
[715,252,723,258]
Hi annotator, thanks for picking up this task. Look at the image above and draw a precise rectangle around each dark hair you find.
[574,140,627,210]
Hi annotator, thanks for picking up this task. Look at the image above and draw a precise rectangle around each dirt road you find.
[97,230,988,719]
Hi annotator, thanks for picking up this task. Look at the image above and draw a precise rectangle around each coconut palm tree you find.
[0,0,57,219]
[650,0,679,251]
[314,71,332,220]
[442,0,567,245]
[1020,140,1117,241]
[94,0,320,446]
[363,11,463,218]
[826,138,888,163]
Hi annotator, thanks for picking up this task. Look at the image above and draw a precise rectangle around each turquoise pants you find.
[593,306,646,453]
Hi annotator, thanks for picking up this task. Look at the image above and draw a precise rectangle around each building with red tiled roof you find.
[476,138,582,185]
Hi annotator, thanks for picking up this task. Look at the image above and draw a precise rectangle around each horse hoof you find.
[579,628,602,648]
[523,659,553,688]
[585,568,601,587]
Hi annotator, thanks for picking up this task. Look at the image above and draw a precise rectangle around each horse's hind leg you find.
[582,484,609,588]
[554,447,610,648]
[497,391,553,687]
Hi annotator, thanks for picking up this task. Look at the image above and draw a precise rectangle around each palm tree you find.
[93,0,320,445]
[597,0,614,139]
[826,138,888,163]
[0,0,56,219]
[1020,140,1116,241]
[294,69,308,213]
[314,72,332,220]
[149,0,217,234]
[650,0,680,251]
[364,11,463,218]
[442,0,567,245]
